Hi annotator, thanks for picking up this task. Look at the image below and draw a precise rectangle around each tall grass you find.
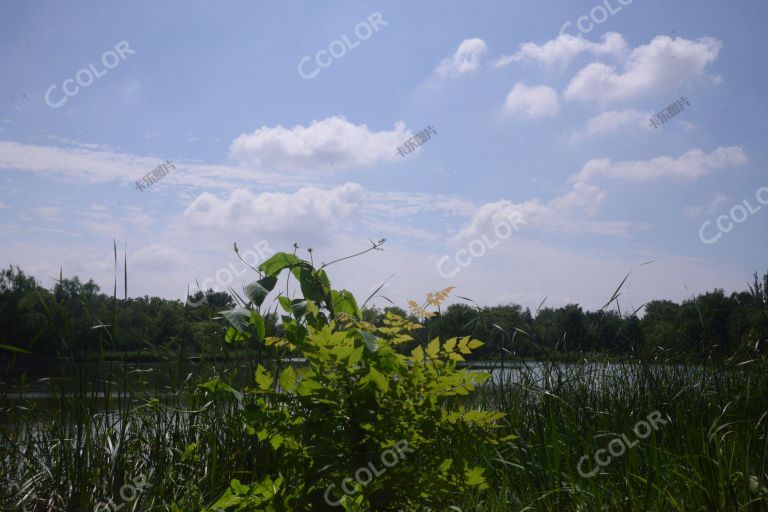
[464,358,768,511]
[3,356,767,510]
[1,250,766,510]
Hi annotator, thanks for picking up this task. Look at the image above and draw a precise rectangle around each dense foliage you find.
[1,247,767,511]
[203,251,510,511]
[1,264,766,362]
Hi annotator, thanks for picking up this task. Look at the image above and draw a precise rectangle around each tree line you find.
[1,265,766,361]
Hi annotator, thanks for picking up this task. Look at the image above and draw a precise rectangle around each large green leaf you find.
[291,264,331,304]
[220,308,250,333]
[331,289,361,319]
[249,311,266,342]
[258,252,304,277]
[244,276,277,307]
[289,299,308,318]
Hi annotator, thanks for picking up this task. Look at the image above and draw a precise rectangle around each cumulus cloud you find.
[495,32,628,68]
[570,146,748,183]
[434,38,488,78]
[502,83,559,119]
[567,109,651,144]
[565,35,722,103]
[228,116,409,172]
[183,183,365,240]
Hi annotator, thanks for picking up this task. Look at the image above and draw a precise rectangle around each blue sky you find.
[1,0,767,312]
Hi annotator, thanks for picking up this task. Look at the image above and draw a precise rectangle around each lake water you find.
[1,359,708,420]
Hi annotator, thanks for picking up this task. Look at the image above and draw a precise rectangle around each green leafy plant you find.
[207,245,512,511]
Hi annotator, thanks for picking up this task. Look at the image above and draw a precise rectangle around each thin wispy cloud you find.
[570,147,748,183]
[567,109,652,143]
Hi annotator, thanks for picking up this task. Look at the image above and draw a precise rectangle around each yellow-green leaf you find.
[279,366,297,392]
[468,339,484,350]
[364,367,389,393]
[426,337,440,359]
[255,365,274,391]
[465,466,488,488]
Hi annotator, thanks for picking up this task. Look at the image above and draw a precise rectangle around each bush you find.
[205,250,512,511]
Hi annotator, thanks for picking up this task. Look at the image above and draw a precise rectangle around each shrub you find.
[205,249,512,511]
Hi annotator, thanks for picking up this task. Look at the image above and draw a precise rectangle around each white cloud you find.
[683,193,731,218]
[571,146,748,183]
[27,207,63,221]
[502,83,559,119]
[567,109,651,143]
[132,244,187,269]
[452,182,644,240]
[183,183,365,241]
[0,139,306,190]
[434,38,488,78]
[40,135,114,151]
[565,36,722,103]
[0,140,153,183]
[495,32,628,68]
[365,191,476,218]
[228,116,410,172]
